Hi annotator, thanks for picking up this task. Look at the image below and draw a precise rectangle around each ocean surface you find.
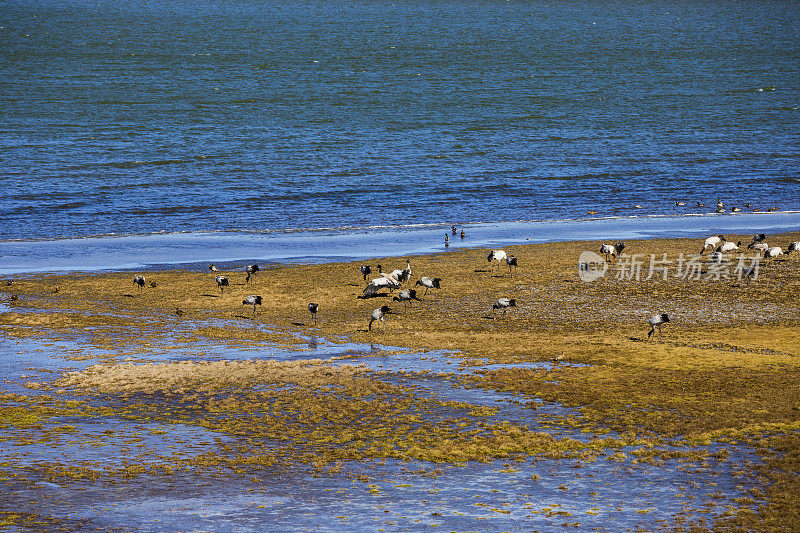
[1,0,799,271]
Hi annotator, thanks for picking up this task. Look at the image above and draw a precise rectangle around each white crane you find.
[245,264,259,283]
[363,276,401,297]
[700,235,726,254]
[600,243,625,261]
[487,250,507,274]
[133,275,146,291]
[717,241,741,253]
[765,247,783,262]
[787,242,800,261]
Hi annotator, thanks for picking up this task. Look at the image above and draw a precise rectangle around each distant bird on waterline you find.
[696,201,705,208]
[308,302,319,324]
[245,264,259,283]
[675,201,686,206]
[701,235,726,254]
[444,234,450,246]
[460,229,465,240]
[369,305,392,331]
[647,313,669,341]
[215,276,229,294]
[360,265,372,281]
[415,277,441,296]
[492,298,516,316]
[506,255,518,277]
[452,226,457,235]
[209,264,218,272]
[133,275,146,291]
[487,250,507,273]
[747,234,767,249]
[242,295,262,318]
[393,288,421,312]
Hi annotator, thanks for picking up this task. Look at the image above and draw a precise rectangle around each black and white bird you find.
[368,305,392,331]
[415,277,441,296]
[701,235,726,254]
[245,264,259,283]
[452,225,457,235]
[765,247,783,261]
[506,255,518,277]
[716,198,724,210]
[393,288,421,312]
[787,241,800,260]
[751,242,769,255]
[647,313,670,341]
[696,201,705,208]
[363,276,401,297]
[747,234,767,249]
[444,234,450,246]
[360,265,372,281]
[242,295,262,317]
[717,241,741,254]
[215,276,229,294]
[487,250,507,273]
[731,206,741,213]
[209,263,218,272]
[600,243,625,261]
[133,275,146,291]
[492,298,516,316]
[308,302,319,324]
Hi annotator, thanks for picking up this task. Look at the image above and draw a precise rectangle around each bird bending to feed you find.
[487,250,507,273]
[599,243,625,261]
[492,298,516,316]
[717,241,741,254]
[747,234,767,249]
[209,263,218,272]
[415,277,441,296]
[393,288,421,312]
[215,276,229,294]
[377,264,399,284]
[360,264,372,281]
[245,264,259,283]
[647,313,669,341]
[700,235,726,254]
[369,305,392,331]
[506,255,518,276]
[133,275,146,291]
[787,242,800,260]
[308,302,319,324]
[765,247,783,261]
[363,276,401,297]
[751,242,769,255]
[242,295,262,317]
[710,251,723,264]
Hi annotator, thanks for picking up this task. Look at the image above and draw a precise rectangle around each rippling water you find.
[1,0,799,241]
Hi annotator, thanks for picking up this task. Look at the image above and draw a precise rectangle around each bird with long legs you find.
[700,235,726,254]
[492,298,516,317]
[242,295,262,318]
[487,250,507,274]
[133,276,146,291]
[245,264,259,283]
[368,305,392,331]
[415,277,441,296]
[308,302,318,325]
[393,289,421,312]
[360,265,372,281]
[506,256,518,277]
[215,276,229,294]
[647,313,669,341]
[599,243,625,261]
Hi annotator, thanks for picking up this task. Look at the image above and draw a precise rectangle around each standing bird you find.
[360,265,372,281]
[452,226,457,235]
[415,277,441,296]
[716,198,724,210]
[308,302,319,324]
[647,313,670,341]
[487,250,508,274]
[787,241,800,261]
[215,276,229,294]
[747,234,767,249]
[133,275,146,291]
[700,235,726,254]
[363,276,401,297]
[368,305,392,331]
[242,295,262,318]
[444,234,450,247]
[393,288,421,312]
[209,264,218,272]
[492,298,516,316]
[599,243,625,261]
[245,264,259,283]
[506,256,518,277]
[460,229,465,240]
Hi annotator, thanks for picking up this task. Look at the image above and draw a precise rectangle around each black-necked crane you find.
[245,264,259,283]
[360,265,372,281]
[393,288,421,312]
[600,243,625,261]
[765,247,783,262]
[242,295,262,318]
[647,313,669,341]
[751,242,769,256]
[506,255,518,277]
[787,241,800,261]
[492,298,516,316]
[308,302,319,324]
[717,241,741,254]
[369,305,392,331]
[363,276,401,297]
[700,235,726,254]
[415,277,441,296]
[215,276,229,294]
[133,275,146,291]
[487,250,507,274]
[747,234,767,249]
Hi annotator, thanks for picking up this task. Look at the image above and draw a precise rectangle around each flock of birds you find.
[124,229,797,340]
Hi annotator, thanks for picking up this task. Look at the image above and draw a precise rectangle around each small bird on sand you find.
[393,288,421,312]
[215,276,229,294]
[246,264,259,283]
[133,276,146,291]
[242,295,262,318]
[369,305,392,331]
[150,281,157,288]
[10,295,18,301]
[308,302,319,324]
[492,298,516,316]
[647,313,670,341]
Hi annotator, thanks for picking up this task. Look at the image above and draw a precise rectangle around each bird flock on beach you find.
[119,224,797,342]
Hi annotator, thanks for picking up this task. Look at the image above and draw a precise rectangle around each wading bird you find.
[368,305,392,331]
[717,241,741,254]
[600,243,625,261]
[393,288,421,312]
[308,302,318,324]
[215,275,229,294]
[506,255,518,277]
[701,235,726,254]
[460,229,465,240]
[765,247,783,262]
[245,264,259,283]
[415,277,441,296]
[363,276,401,297]
[787,241,800,261]
[133,276,146,291]
[487,250,508,273]
[747,234,767,249]
[242,295,262,318]
[360,265,372,281]
[492,298,516,316]
[647,313,670,341]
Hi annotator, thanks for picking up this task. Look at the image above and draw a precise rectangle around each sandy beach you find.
[2,232,799,530]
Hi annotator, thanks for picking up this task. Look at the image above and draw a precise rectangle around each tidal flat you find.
[1,234,799,531]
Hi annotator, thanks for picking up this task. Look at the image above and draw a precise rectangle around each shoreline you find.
[2,210,799,276]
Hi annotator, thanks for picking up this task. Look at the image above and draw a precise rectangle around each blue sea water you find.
[0,0,799,270]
